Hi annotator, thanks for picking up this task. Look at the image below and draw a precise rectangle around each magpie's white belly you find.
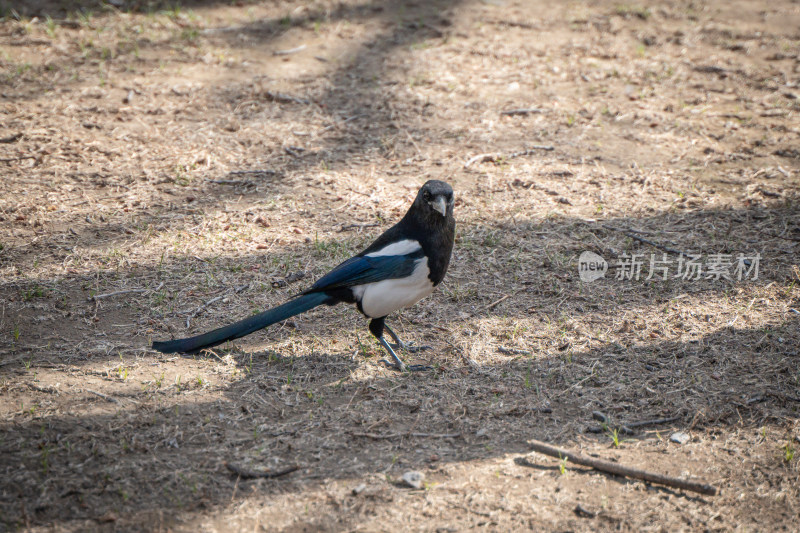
[355,257,434,318]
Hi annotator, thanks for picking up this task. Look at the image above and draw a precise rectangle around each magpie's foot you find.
[379,359,432,372]
[389,343,433,354]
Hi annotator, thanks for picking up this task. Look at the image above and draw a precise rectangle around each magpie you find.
[152,180,455,371]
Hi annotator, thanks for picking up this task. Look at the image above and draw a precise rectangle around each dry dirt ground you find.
[1,0,800,531]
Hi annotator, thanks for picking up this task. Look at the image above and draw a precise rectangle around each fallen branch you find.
[86,389,119,404]
[185,284,249,328]
[228,169,278,176]
[601,225,691,258]
[264,90,309,105]
[225,462,298,479]
[318,114,364,134]
[464,145,554,168]
[497,346,531,356]
[0,132,22,143]
[484,294,510,311]
[351,431,461,440]
[339,223,380,232]
[574,504,597,518]
[0,155,36,163]
[500,108,545,116]
[526,439,718,496]
[626,415,682,429]
[273,44,307,56]
[587,413,681,434]
[89,288,146,301]
[89,282,164,301]
[207,179,255,186]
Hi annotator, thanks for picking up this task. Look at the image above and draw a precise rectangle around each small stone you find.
[401,471,425,490]
[670,432,690,444]
[476,428,488,437]
[352,483,367,495]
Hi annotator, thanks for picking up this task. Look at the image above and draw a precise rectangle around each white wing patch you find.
[358,256,434,318]
[365,239,422,258]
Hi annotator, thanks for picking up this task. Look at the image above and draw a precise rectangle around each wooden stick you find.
[463,153,497,168]
[464,145,555,168]
[351,431,461,440]
[184,284,249,328]
[0,132,22,143]
[484,294,510,311]
[318,114,363,134]
[264,90,309,105]
[500,108,545,116]
[625,415,682,429]
[273,44,307,56]
[89,282,164,301]
[527,439,718,496]
[601,224,691,258]
[587,414,681,434]
[339,223,380,232]
[86,389,119,404]
[225,462,298,479]
[0,155,36,163]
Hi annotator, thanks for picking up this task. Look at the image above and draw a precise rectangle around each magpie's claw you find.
[389,342,432,353]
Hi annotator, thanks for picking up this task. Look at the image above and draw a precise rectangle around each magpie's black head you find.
[413,180,454,221]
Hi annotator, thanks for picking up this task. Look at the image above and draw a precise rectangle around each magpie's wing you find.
[306,252,423,293]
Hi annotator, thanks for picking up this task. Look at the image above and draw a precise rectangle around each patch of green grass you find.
[44,16,56,38]
[784,442,795,463]
[608,427,620,447]
[40,445,51,474]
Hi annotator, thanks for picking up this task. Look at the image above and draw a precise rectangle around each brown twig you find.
[224,462,299,479]
[339,223,380,232]
[526,439,718,496]
[0,155,36,163]
[89,288,145,301]
[264,90,309,105]
[500,108,545,116]
[86,389,119,404]
[0,132,22,143]
[625,416,682,429]
[318,114,363,134]
[464,145,555,168]
[350,431,461,440]
[184,284,249,328]
[601,225,692,258]
[89,282,164,301]
[483,294,510,311]
[272,44,307,56]
[587,414,681,434]
[574,504,597,518]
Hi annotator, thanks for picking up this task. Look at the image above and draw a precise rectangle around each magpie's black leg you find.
[369,318,430,372]
[383,324,432,353]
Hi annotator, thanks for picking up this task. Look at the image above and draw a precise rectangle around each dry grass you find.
[1,0,799,531]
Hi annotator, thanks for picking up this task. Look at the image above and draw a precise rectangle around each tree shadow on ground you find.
[1,205,798,529]
[1,312,797,529]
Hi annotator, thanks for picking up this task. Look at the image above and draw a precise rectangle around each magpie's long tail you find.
[152,292,331,354]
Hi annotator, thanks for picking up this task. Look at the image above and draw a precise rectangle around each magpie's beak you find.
[430,196,447,217]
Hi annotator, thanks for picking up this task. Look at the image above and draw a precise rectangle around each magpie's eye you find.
[423,191,432,201]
